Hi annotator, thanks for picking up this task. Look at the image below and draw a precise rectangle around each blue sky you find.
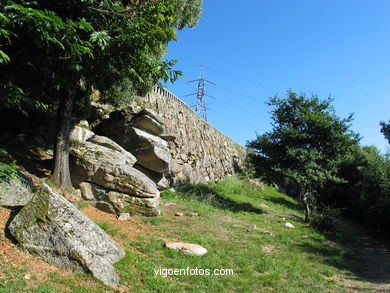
[164,0,390,152]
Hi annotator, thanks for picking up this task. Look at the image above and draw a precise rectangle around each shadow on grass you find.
[264,196,302,211]
[176,184,265,215]
[297,225,390,286]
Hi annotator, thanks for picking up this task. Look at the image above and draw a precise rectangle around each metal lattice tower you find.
[186,65,216,121]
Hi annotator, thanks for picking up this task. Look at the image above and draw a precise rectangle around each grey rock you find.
[156,175,170,189]
[79,182,95,200]
[138,108,162,124]
[70,137,159,198]
[0,172,33,207]
[133,164,170,190]
[106,190,160,216]
[78,120,89,128]
[128,127,168,149]
[246,179,265,191]
[118,213,131,221]
[133,146,171,174]
[8,184,125,286]
[159,133,176,142]
[132,115,164,136]
[87,135,131,155]
[70,126,94,142]
[79,182,160,216]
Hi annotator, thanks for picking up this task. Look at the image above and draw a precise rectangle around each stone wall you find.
[141,87,247,183]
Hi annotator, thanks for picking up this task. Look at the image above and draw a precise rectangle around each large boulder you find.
[133,164,170,190]
[70,135,159,198]
[69,126,94,142]
[97,107,171,177]
[99,108,165,148]
[79,182,160,216]
[8,184,125,286]
[133,146,171,174]
[127,127,168,149]
[132,109,164,136]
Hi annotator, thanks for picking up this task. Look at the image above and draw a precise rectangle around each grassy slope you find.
[0,177,360,292]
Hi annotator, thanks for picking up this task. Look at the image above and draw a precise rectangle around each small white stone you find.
[118,213,131,221]
[164,241,208,256]
[285,222,295,229]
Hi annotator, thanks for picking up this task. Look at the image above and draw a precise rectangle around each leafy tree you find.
[173,0,203,29]
[357,146,390,228]
[380,119,390,143]
[0,0,202,188]
[247,90,359,221]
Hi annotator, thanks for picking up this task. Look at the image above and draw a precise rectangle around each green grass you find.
[0,176,361,292]
[112,177,356,293]
[96,221,119,237]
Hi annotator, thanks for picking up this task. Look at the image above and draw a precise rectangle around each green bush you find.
[319,146,390,232]
[309,206,341,231]
[357,146,390,229]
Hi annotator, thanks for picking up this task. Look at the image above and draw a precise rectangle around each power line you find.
[185,65,216,121]
[211,110,260,129]
[219,85,265,106]
[212,95,270,121]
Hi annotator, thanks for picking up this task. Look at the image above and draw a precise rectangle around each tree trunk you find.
[53,91,74,190]
[304,200,311,222]
[301,189,311,222]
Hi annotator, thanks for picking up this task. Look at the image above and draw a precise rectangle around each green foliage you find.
[0,148,18,184]
[0,0,203,187]
[357,146,390,228]
[380,119,390,143]
[247,90,359,220]
[173,0,203,29]
[309,205,341,231]
[0,0,202,115]
[321,145,390,232]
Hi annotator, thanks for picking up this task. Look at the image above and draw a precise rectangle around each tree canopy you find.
[380,119,390,144]
[0,0,202,111]
[0,0,203,188]
[247,90,359,220]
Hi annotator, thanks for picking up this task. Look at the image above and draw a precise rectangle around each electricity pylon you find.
[185,65,216,121]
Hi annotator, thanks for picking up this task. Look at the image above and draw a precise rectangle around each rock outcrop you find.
[70,133,161,216]
[9,184,125,286]
[79,182,160,216]
[98,107,172,188]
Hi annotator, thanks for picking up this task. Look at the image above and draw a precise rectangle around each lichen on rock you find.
[8,184,125,286]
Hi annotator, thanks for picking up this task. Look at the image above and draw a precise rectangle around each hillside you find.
[1,176,389,292]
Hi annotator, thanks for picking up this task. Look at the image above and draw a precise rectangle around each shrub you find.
[309,206,341,231]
